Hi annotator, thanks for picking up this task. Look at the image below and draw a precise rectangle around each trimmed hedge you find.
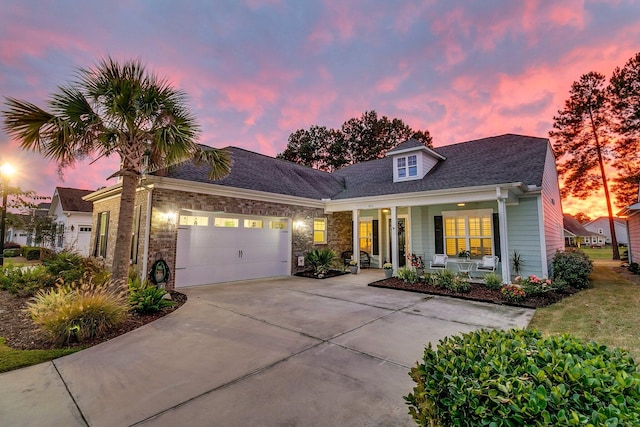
[22,247,42,261]
[552,249,593,289]
[406,328,640,426]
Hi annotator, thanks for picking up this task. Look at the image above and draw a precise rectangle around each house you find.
[48,187,94,256]
[619,201,640,263]
[563,214,600,248]
[84,134,564,289]
[5,202,51,247]
[583,216,628,246]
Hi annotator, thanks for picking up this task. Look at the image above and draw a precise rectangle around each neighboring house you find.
[619,202,640,263]
[84,134,564,289]
[5,214,31,246]
[563,214,600,248]
[583,216,628,246]
[48,187,94,256]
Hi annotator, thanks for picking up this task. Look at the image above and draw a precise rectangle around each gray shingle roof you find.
[56,187,94,212]
[161,134,550,201]
[330,134,549,199]
[164,146,346,199]
[563,214,597,237]
[386,138,427,153]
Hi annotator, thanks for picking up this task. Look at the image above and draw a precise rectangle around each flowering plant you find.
[407,253,425,269]
[514,275,553,296]
[500,284,527,302]
[348,260,358,266]
[383,262,393,270]
[457,249,471,258]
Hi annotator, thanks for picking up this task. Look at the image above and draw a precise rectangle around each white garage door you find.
[175,212,290,288]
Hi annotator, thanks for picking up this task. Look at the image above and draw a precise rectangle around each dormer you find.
[387,139,446,182]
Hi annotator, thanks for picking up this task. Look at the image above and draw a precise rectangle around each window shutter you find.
[493,213,501,259]
[372,220,379,255]
[434,216,443,254]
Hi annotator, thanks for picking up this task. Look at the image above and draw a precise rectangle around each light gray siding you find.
[507,197,545,278]
[540,144,564,274]
[627,213,640,263]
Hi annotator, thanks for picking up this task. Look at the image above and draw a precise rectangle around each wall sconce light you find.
[382,209,390,213]
[165,212,177,226]
[294,220,305,230]
[70,225,75,232]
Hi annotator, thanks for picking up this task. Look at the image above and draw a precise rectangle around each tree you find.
[573,212,592,224]
[550,72,620,259]
[610,52,640,208]
[2,58,231,284]
[277,110,432,171]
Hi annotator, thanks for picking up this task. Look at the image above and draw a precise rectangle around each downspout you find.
[141,186,153,280]
[497,188,511,283]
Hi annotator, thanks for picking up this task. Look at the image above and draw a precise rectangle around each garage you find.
[175,211,291,287]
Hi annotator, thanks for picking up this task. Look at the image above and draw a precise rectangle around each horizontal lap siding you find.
[628,214,640,263]
[541,145,564,275]
[507,197,544,278]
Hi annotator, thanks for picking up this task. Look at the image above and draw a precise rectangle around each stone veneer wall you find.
[327,211,353,257]
[148,187,333,289]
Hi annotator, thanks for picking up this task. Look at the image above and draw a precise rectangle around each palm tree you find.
[2,57,231,284]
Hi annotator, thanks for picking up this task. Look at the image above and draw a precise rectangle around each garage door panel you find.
[175,215,290,288]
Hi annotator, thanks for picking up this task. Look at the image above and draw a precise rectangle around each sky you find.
[1,0,639,218]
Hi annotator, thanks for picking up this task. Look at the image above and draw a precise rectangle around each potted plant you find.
[457,249,471,261]
[383,262,393,278]
[511,250,524,276]
[348,259,358,274]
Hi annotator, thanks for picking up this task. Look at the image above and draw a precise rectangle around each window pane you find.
[397,158,406,167]
[445,238,457,255]
[244,219,264,229]
[214,218,238,227]
[313,218,326,244]
[468,217,480,236]
[398,168,406,178]
[359,221,372,252]
[180,215,209,226]
[408,155,417,166]
[481,217,492,236]
[408,166,417,176]
[270,220,288,230]
[455,217,465,235]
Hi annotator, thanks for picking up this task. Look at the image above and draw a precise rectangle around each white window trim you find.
[313,218,327,244]
[394,154,420,182]
[442,209,494,257]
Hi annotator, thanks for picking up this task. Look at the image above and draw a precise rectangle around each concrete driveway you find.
[0,270,534,426]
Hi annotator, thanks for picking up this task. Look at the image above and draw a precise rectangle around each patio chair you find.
[476,255,499,273]
[429,254,448,270]
[341,250,371,268]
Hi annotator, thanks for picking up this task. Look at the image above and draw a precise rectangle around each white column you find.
[391,206,399,273]
[497,194,510,283]
[352,209,360,271]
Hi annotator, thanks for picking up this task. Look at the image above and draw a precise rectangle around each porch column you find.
[352,209,360,271]
[391,206,399,273]
[497,192,510,283]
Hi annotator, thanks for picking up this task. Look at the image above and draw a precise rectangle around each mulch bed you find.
[369,278,581,309]
[294,269,350,279]
[0,290,186,350]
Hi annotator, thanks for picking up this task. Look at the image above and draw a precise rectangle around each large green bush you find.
[0,265,53,296]
[22,246,42,261]
[43,251,85,283]
[552,249,593,289]
[406,328,640,426]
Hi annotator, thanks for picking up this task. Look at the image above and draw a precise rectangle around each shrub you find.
[483,272,503,290]
[629,262,640,275]
[3,248,21,257]
[552,249,593,289]
[0,265,53,297]
[406,328,640,427]
[432,269,455,289]
[397,267,419,284]
[446,275,471,293]
[305,248,336,275]
[43,251,85,283]
[22,247,41,261]
[27,278,128,345]
[500,284,527,302]
[128,275,174,314]
[4,241,20,249]
[514,274,554,296]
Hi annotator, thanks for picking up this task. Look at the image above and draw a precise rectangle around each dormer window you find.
[397,155,418,178]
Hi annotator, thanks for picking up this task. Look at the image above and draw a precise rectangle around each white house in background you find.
[49,187,94,256]
[5,214,31,246]
[583,216,628,246]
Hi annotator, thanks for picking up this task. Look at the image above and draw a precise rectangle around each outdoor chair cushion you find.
[430,254,448,268]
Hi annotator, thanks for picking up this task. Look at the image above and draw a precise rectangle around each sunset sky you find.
[1,0,639,217]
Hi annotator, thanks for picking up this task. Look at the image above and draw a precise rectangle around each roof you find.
[563,215,598,237]
[386,138,428,153]
[330,134,549,199]
[55,187,94,212]
[157,134,550,201]
[163,146,345,200]
[584,216,626,227]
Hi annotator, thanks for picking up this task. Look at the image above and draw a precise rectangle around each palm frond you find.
[192,147,232,180]
[2,97,55,151]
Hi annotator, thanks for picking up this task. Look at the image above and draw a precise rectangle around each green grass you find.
[529,262,640,361]
[579,247,614,259]
[0,338,81,373]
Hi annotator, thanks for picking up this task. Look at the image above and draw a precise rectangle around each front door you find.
[389,218,407,267]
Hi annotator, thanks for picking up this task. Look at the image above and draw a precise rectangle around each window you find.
[443,210,493,257]
[270,220,288,230]
[313,218,327,244]
[130,206,141,264]
[396,155,418,179]
[79,226,91,232]
[598,228,604,234]
[56,223,64,248]
[179,215,209,226]
[95,212,109,258]
[359,221,372,253]
[214,217,238,228]
[244,219,264,229]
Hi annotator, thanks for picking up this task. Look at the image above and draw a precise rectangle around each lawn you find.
[0,338,80,373]
[580,246,614,259]
[529,260,640,361]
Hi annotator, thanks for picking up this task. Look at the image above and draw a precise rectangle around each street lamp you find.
[0,163,15,266]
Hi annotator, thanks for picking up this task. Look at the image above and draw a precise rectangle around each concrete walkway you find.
[0,270,534,426]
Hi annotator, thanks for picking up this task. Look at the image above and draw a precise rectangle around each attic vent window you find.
[397,155,418,178]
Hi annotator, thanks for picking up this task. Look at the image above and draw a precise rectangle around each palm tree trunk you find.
[111,172,138,285]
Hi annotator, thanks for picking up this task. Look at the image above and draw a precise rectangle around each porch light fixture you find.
[457,203,466,207]
[382,209,390,213]
[165,212,177,226]
[294,220,305,230]
[0,163,15,266]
